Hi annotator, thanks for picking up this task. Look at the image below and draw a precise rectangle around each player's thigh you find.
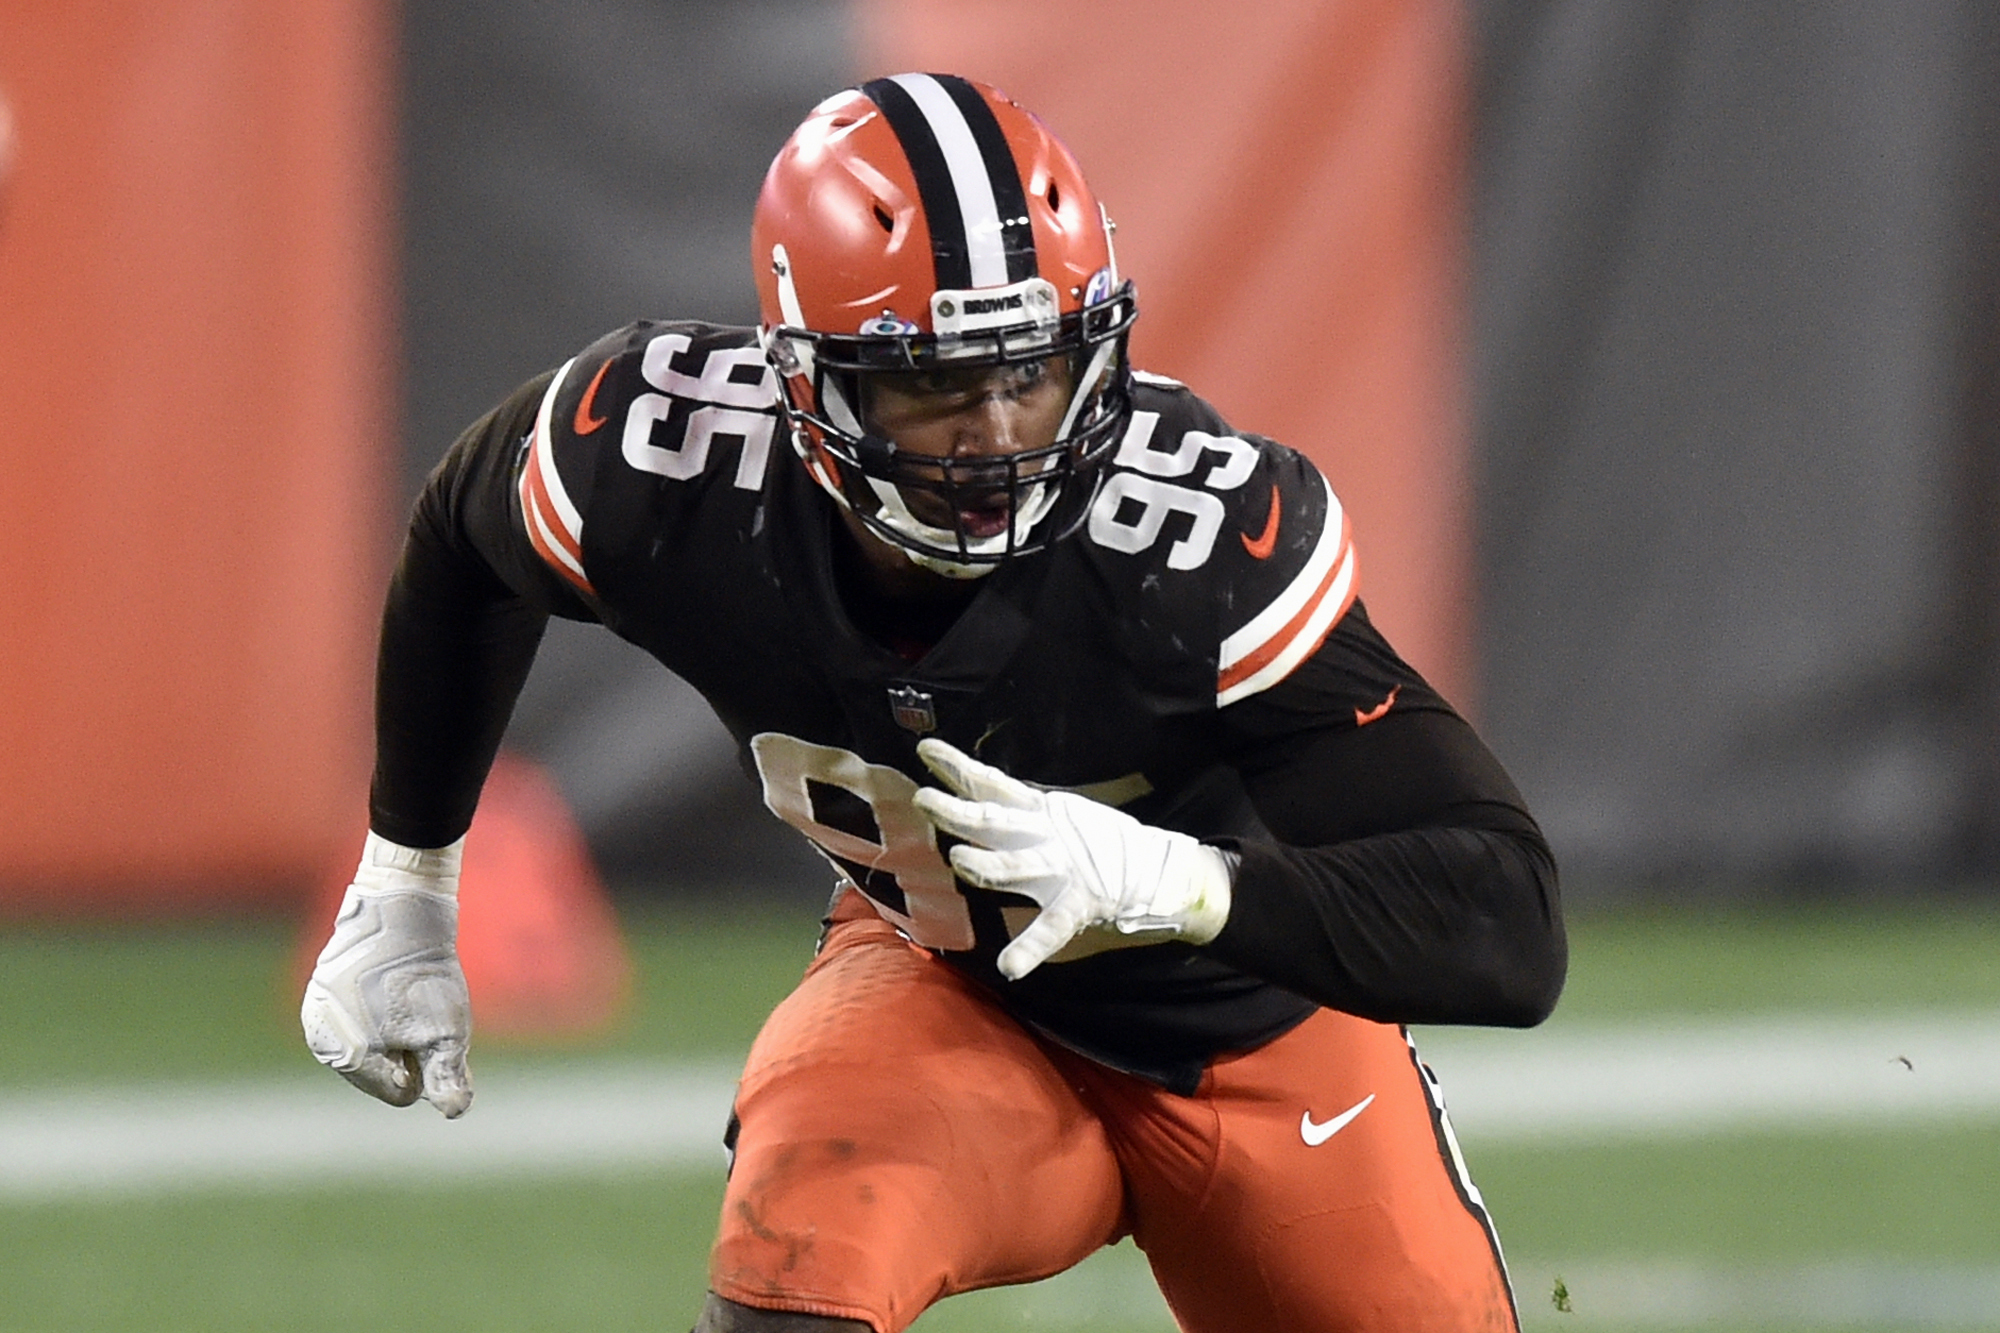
[712,910,1126,1333]
[1102,1011,1517,1333]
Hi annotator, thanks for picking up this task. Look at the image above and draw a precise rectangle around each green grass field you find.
[1,899,1997,1332]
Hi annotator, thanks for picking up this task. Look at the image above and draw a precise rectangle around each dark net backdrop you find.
[399,0,848,895]
[1472,0,2000,897]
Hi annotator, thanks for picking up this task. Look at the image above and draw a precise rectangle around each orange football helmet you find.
[752,73,1137,576]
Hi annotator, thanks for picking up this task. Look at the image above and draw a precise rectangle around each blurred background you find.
[7,0,2000,909]
[2,3,1998,1331]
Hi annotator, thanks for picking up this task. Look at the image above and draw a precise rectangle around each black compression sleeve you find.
[1208,705,1567,1027]
[367,374,590,847]
[366,509,549,847]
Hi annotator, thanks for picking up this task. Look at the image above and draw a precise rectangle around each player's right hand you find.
[912,739,1233,981]
[300,832,474,1118]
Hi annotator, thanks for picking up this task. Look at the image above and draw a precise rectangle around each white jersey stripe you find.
[525,494,588,584]
[1216,540,1355,706]
[1218,471,1345,672]
[890,73,1009,288]
[515,445,551,557]
[531,357,586,544]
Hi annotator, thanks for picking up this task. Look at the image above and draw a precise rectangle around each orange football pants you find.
[710,899,1518,1333]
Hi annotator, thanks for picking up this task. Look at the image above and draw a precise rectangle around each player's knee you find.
[692,1291,874,1333]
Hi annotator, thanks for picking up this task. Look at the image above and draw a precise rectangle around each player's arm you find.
[915,417,1558,1011]
[1205,606,1566,1028]
[369,368,599,846]
[302,362,603,1116]
[912,611,1563,1019]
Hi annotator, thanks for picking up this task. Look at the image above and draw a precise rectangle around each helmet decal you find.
[860,74,1036,290]
[1084,266,1116,307]
[859,311,922,336]
[929,277,1059,339]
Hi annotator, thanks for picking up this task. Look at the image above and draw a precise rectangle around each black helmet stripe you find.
[934,76,1037,285]
[861,73,1037,291]
[859,77,970,286]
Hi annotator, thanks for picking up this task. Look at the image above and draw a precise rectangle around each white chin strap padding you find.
[863,476,984,552]
[1011,480,1057,537]
[821,375,865,438]
[908,549,998,580]
[861,473,1058,578]
[1055,339,1117,443]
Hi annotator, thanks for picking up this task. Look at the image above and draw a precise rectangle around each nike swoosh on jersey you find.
[1300,1093,1375,1146]
[573,358,614,435]
[1354,685,1400,727]
[1241,483,1280,559]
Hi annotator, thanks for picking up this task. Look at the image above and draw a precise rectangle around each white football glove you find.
[300,832,473,1118]
[911,738,1233,981]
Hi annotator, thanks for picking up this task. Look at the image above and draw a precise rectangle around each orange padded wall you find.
[0,0,392,912]
[861,0,1473,706]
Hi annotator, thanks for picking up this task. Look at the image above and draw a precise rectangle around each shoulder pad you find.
[1081,392,1356,707]
[519,323,775,595]
[1213,450,1355,705]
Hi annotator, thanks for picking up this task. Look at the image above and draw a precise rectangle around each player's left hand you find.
[911,738,1233,980]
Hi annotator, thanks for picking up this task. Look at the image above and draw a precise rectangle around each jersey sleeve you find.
[1086,380,1356,711]
[419,363,605,624]
[514,320,781,603]
[370,321,778,847]
[1199,605,1567,1027]
[507,323,669,607]
[367,328,641,848]
[1210,446,1358,708]
[1089,381,1560,1025]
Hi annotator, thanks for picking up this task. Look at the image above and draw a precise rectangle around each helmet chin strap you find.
[1055,339,1117,443]
[858,475,1059,579]
[783,311,1121,576]
[813,361,1073,578]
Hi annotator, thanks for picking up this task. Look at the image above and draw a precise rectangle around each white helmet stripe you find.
[888,73,1011,289]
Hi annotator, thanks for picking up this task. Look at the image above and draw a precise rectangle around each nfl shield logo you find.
[887,685,937,734]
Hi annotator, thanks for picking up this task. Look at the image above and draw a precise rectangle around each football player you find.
[301,74,1564,1333]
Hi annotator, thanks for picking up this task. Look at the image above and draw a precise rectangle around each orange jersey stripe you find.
[520,433,580,564]
[517,423,595,595]
[1216,519,1355,698]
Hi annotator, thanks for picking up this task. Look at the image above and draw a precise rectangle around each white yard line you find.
[1412,1009,2000,1142]
[1,1012,1997,1199]
[0,1062,740,1198]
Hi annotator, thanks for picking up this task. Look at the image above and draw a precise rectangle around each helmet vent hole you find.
[872,203,894,233]
[1046,182,1061,210]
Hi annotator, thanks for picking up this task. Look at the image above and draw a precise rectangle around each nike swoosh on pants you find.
[1300,1093,1375,1146]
